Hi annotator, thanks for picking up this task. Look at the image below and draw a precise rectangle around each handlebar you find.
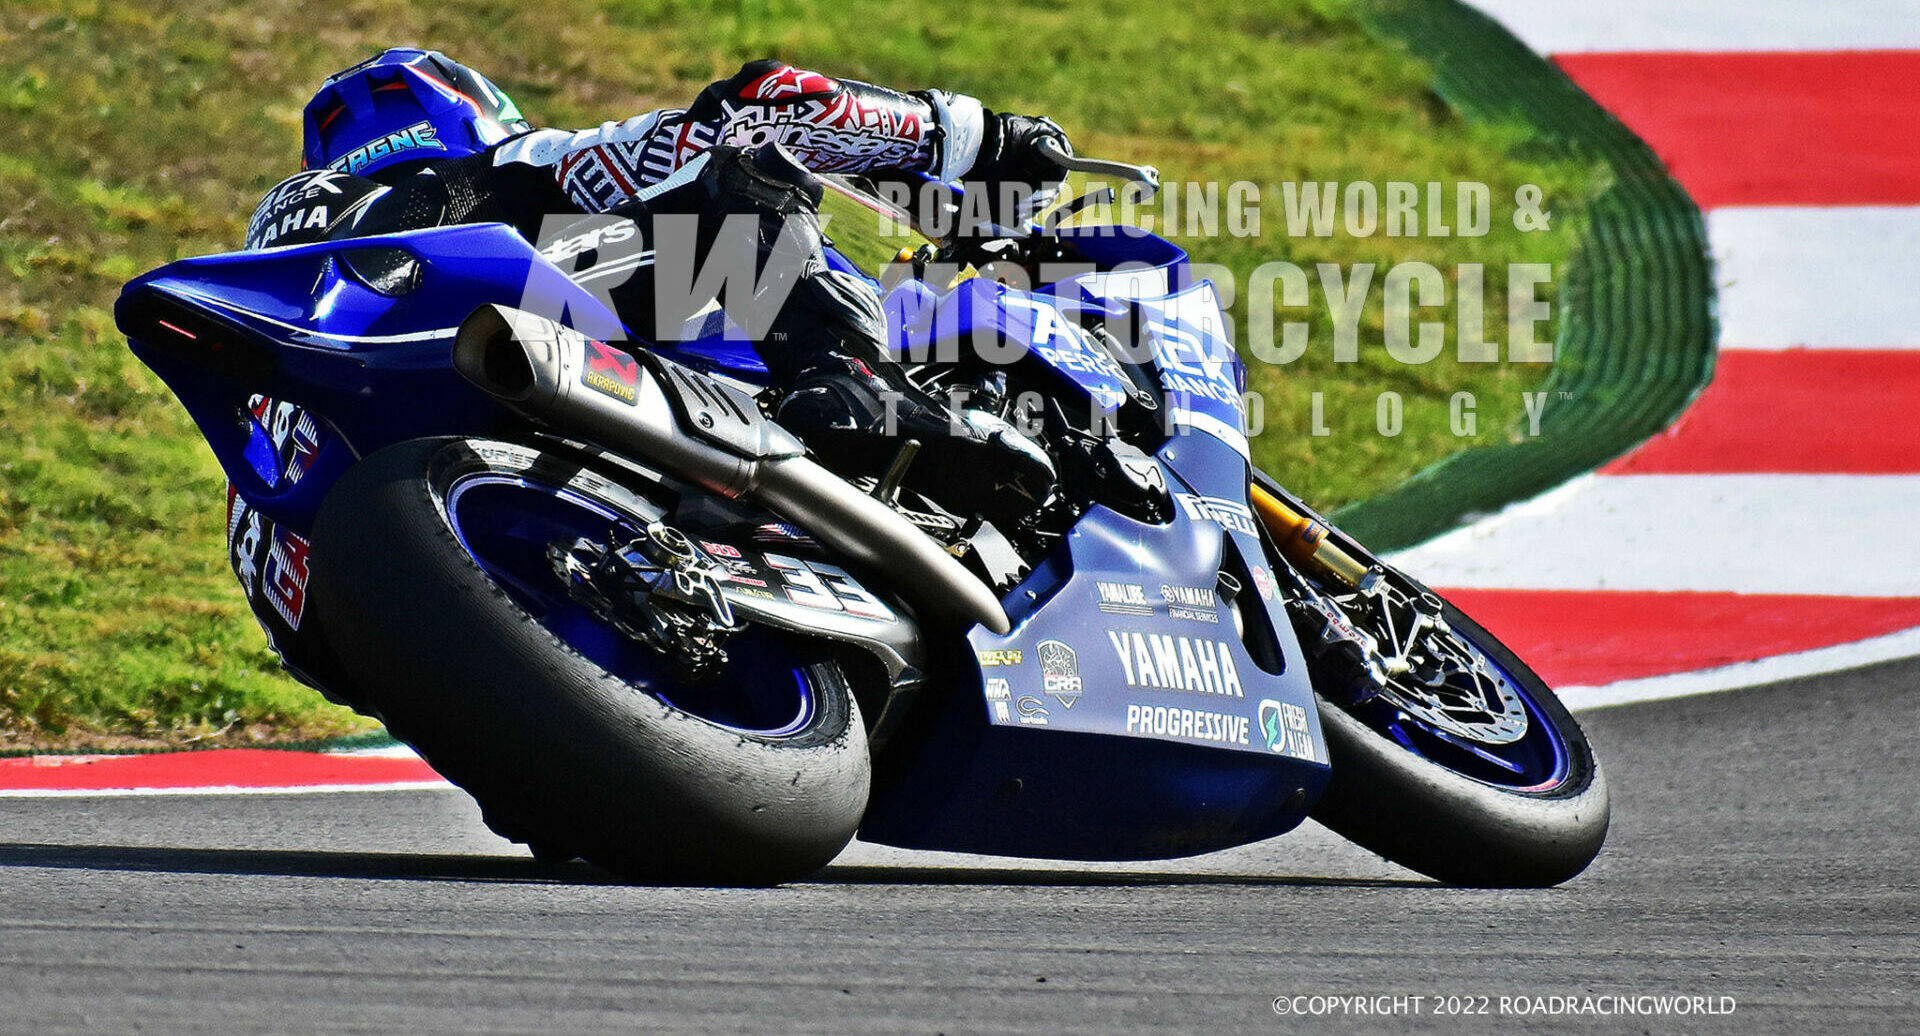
[1034,138,1159,232]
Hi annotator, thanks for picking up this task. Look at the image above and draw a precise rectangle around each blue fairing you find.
[860,251,1328,859]
[117,217,1327,862]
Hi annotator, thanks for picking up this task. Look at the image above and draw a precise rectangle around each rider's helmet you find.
[301,48,531,180]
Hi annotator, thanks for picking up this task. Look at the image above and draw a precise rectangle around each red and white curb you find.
[0,746,447,798]
[1395,2,1920,709]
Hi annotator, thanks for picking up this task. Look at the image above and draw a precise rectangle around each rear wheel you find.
[1255,471,1608,887]
[310,437,869,885]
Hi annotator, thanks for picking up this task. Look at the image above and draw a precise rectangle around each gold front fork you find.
[1248,484,1373,590]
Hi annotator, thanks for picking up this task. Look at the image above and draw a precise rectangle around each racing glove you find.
[964,112,1073,224]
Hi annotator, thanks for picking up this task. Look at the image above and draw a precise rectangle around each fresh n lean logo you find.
[582,339,640,404]
[1258,698,1318,762]
[1036,639,1083,709]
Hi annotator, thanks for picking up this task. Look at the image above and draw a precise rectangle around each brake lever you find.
[1035,138,1160,203]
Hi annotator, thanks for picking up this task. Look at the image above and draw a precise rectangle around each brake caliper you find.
[1276,561,1389,704]
[549,522,739,679]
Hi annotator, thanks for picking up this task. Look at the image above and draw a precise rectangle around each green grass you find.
[0,0,1601,746]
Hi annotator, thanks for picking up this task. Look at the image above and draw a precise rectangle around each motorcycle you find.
[114,144,1607,887]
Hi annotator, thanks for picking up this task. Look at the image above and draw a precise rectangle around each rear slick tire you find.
[309,437,869,886]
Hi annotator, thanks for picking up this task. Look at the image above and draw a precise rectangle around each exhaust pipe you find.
[453,305,1012,635]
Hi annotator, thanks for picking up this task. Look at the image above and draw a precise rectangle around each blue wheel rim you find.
[1353,640,1570,792]
[444,472,821,739]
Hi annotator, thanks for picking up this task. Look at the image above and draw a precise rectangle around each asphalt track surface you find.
[1,660,1914,1034]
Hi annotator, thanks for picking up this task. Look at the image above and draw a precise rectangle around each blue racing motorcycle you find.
[115,149,1607,886]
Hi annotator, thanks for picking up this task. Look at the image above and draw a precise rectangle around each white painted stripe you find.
[1563,624,1920,710]
[1465,0,1920,53]
[0,780,453,800]
[328,745,423,760]
[172,288,458,345]
[1710,206,1920,349]
[1388,473,1920,596]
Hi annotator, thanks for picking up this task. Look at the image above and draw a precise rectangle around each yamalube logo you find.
[1106,631,1244,697]
[1036,639,1083,708]
[1096,580,1153,617]
[1258,698,1318,762]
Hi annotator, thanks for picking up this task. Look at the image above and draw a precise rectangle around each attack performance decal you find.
[1258,699,1318,762]
[243,170,380,249]
[1106,630,1246,698]
[1036,639,1084,709]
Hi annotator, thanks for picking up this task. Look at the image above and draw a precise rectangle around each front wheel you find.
[309,437,870,885]
[1255,472,1608,887]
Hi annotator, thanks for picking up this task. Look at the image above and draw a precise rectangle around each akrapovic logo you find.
[581,339,640,405]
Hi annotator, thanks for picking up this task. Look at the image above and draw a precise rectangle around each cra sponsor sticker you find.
[1036,639,1083,709]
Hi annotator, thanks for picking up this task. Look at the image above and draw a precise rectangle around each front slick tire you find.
[309,437,869,886]
[1311,601,1608,888]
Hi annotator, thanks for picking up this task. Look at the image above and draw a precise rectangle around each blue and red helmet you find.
[302,48,530,179]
